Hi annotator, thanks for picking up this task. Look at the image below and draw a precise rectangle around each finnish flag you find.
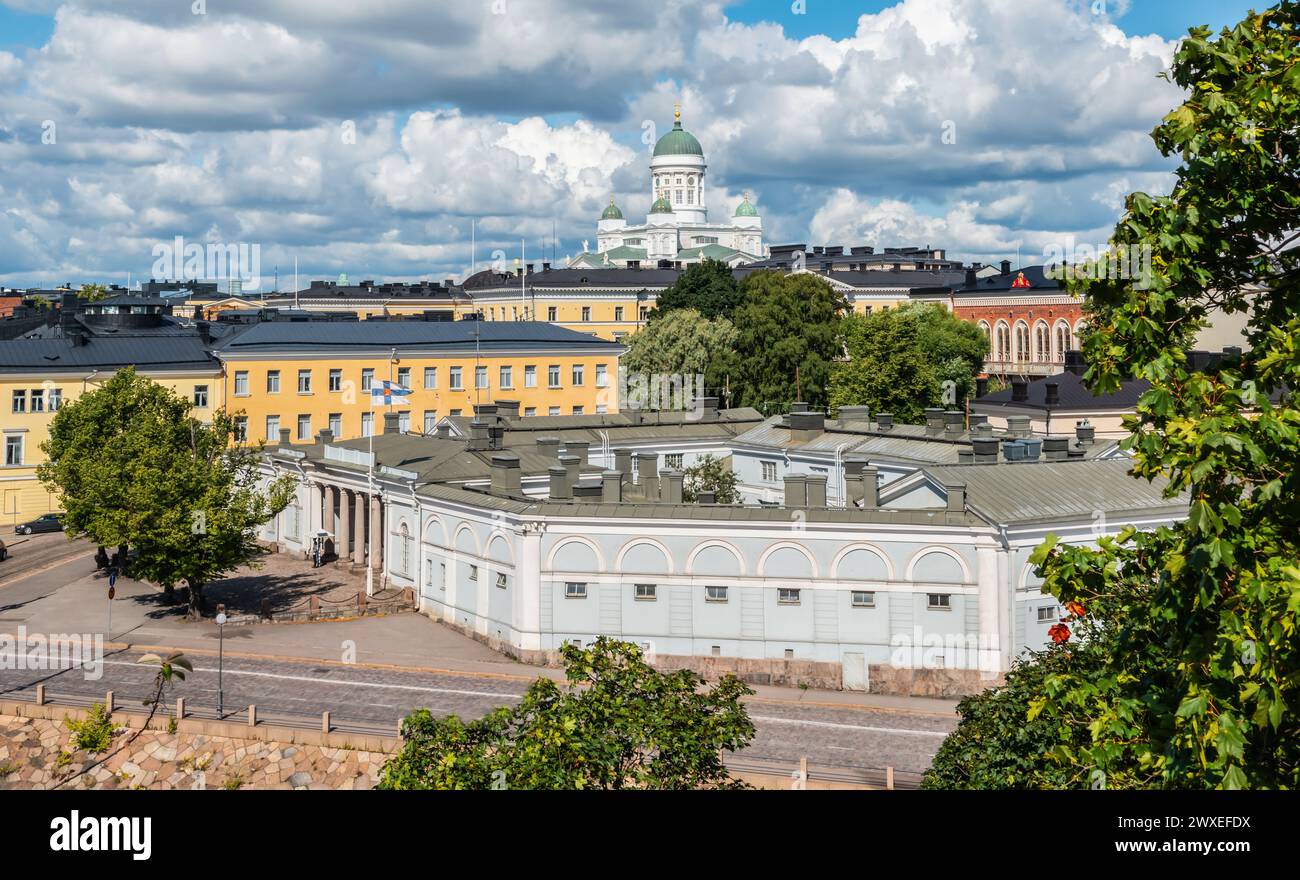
[370,380,411,405]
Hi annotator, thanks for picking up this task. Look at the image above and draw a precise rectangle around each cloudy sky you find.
[0,0,1262,290]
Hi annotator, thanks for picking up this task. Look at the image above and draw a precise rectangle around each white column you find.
[976,542,1004,678]
[518,526,543,651]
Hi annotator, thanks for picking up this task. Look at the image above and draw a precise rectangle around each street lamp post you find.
[215,605,227,718]
[106,568,117,641]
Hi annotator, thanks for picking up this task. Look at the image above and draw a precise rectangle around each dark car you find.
[0,539,7,562]
[15,513,65,535]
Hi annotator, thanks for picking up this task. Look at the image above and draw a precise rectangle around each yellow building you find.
[0,334,222,527]
[213,320,624,444]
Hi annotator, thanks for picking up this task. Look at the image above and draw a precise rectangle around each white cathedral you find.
[571,106,766,269]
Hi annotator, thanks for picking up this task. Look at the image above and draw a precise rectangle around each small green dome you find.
[653,109,704,158]
[650,196,674,214]
[601,198,623,220]
[735,196,758,217]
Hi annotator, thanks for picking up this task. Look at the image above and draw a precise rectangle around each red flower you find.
[1065,601,1086,619]
[1049,623,1071,645]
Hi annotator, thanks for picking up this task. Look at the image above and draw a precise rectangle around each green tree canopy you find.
[682,454,740,504]
[931,3,1300,789]
[38,368,294,616]
[379,639,756,790]
[76,283,110,303]
[652,258,743,319]
[728,271,849,415]
[621,307,738,404]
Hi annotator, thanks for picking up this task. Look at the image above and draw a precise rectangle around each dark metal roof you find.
[216,320,623,353]
[464,268,681,291]
[975,370,1149,411]
[0,336,219,372]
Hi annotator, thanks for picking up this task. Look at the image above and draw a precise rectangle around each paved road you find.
[0,532,92,586]
[0,647,953,774]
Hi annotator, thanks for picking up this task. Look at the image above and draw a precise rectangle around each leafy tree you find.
[76,283,110,303]
[622,307,738,403]
[728,271,849,414]
[652,258,743,319]
[379,639,755,790]
[682,454,740,504]
[830,304,987,424]
[933,4,1300,789]
[38,368,294,617]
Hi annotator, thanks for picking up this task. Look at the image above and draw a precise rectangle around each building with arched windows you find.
[579,107,765,267]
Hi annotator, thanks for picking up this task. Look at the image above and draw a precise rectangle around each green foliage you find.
[652,258,743,319]
[830,304,987,425]
[77,283,110,303]
[379,638,756,790]
[622,308,738,399]
[934,4,1300,789]
[682,454,740,504]
[66,703,117,754]
[38,368,295,616]
[728,271,849,414]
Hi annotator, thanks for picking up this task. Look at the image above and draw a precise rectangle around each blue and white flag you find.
[370,380,411,405]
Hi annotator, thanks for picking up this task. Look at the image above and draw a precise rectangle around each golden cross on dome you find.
[674,102,682,123]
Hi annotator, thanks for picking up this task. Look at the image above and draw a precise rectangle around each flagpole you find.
[366,379,374,598]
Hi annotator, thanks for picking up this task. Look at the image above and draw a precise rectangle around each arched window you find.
[1054,321,1072,361]
[1033,322,1049,363]
[995,322,1011,363]
[1014,321,1030,364]
[399,523,410,575]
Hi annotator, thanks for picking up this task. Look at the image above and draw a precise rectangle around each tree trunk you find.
[162,583,176,603]
[116,544,129,576]
[187,581,205,619]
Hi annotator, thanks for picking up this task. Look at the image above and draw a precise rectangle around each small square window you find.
[852,591,876,608]
[928,593,951,610]
[1037,605,1059,623]
[468,564,478,581]
[706,585,728,603]
[784,648,795,659]
[778,588,801,605]
[496,572,508,589]
[565,582,587,599]
[711,645,721,656]
[634,584,656,601]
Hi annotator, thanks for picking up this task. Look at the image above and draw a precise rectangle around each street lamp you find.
[215,605,227,718]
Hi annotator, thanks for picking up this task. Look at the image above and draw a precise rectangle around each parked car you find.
[15,513,65,535]
[0,539,7,562]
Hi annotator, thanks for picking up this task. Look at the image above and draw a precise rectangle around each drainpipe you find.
[834,442,851,507]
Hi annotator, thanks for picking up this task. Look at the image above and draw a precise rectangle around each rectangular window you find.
[581,306,591,321]
[1037,605,1059,623]
[450,409,462,417]
[267,371,280,394]
[265,415,280,442]
[233,416,248,442]
[778,588,801,605]
[665,453,684,469]
[4,435,22,466]
[397,367,411,388]
[361,412,374,437]
[571,364,585,386]
[595,363,608,388]
[572,406,584,416]
[30,389,44,413]
[548,365,561,388]
[423,367,437,389]
[499,366,513,389]
[48,389,62,412]
[548,406,561,416]
[928,593,952,610]
[329,369,342,392]
[328,413,342,436]
[524,407,536,417]
[297,414,311,440]
[614,307,624,322]
[468,565,478,581]
[524,365,537,388]
[762,461,777,482]
[234,371,249,396]
[361,369,374,391]
[547,306,558,321]
[565,582,587,599]
[423,411,437,433]
[398,411,411,433]
[596,405,607,414]
[193,386,208,408]
[639,306,649,321]
[851,591,876,608]
[706,585,729,603]
[496,572,508,589]
[11,390,25,413]
[634,584,657,601]
[450,367,463,390]
[475,366,488,390]
[297,369,311,394]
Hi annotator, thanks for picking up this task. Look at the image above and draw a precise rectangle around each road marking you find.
[749,714,950,738]
[0,550,95,590]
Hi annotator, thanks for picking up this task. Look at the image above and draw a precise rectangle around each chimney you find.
[876,412,894,431]
[495,400,521,420]
[536,436,560,458]
[548,465,572,500]
[473,403,498,421]
[1007,415,1032,438]
[488,423,505,450]
[490,452,522,495]
[562,441,590,463]
[573,482,603,499]
[784,474,808,508]
[789,410,825,442]
[791,401,810,414]
[279,428,291,446]
[964,267,977,288]
[806,475,828,507]
[635,452,659,499]
[1064,350,1086,376]
[1000,259,1011,275]
[837,405,870,422]
[1011,380,1029,403]
[972,436,1000,464]
[924,408,945,436]
[614,448,633,480]
[945,482,967,513]
[844,474,864,508]
[696,396,720,421]
[1043,436,1070,461]
[662,470,684,504]
[195,320,212,344]
[435,424,451,440]
[559,453,581,488]
[968,413,989,428]
[860,466,879,509]
[601,470,622,503]
[316,429,334,445]
[467,420,490,450]
[944,410,964,436]
[697,490,716,504]
[1044,382,1060,406]
[384,412,401,435]
[1075,419,1095,445]
[975,377,989,398]
[68,330,88,347]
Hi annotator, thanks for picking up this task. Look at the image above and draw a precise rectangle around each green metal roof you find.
[649,197,674,214]
[735,197,758,217]
[601,198,623,220]
[653,120,704,158]
[601,245,648,261]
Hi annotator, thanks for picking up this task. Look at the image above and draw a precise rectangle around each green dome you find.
[601,198,623,220]
[653,119,704,158]
[734,196,758,217]
[649,196,674,214]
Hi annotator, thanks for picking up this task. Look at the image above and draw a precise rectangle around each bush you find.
[65,703,117,754]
